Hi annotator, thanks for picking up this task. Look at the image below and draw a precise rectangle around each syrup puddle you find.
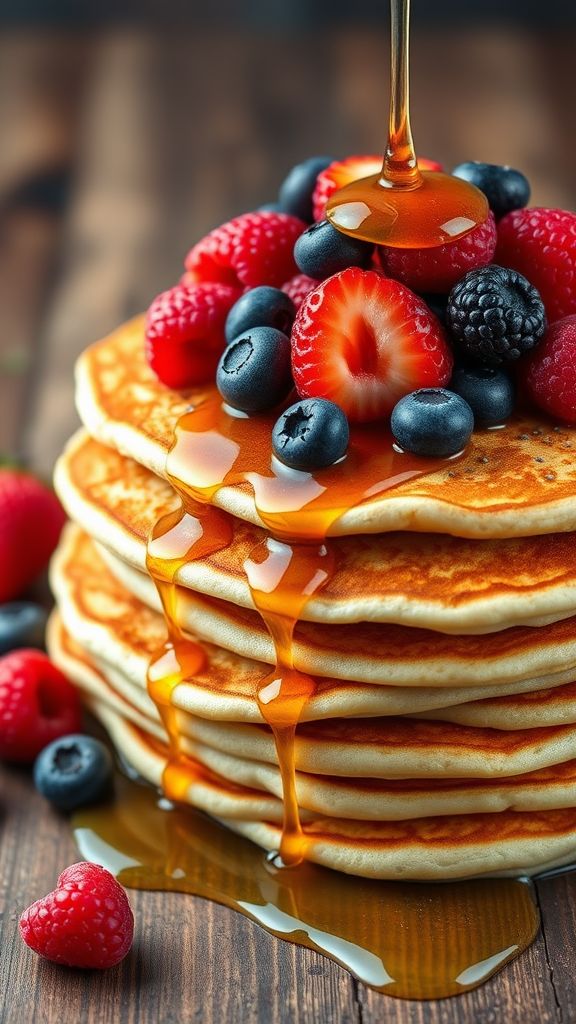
[73,771,540,1000]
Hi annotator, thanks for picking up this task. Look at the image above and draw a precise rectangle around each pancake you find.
[52,526,576,725]
[47,614,576,880]
[56,429,576,634]
[49,530,576,782]
[179,715,576,781]
[101,545,576,689]
[75,317,576,539]
[48,612,576,823]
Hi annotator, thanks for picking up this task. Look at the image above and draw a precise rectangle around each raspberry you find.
[0,470,65,603]
[447,265,547,365]
[495,207,576,323]
[184,211,306,290]
[20,862,134,969]
[379,212,497,293]
[282,273,320,309]
[145,281,240,389]
[524,316,576,424]
[0,650,82,763]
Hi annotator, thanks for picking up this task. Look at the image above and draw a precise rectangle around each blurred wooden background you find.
[0,25,575,1024]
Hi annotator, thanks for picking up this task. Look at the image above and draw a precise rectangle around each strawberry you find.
[184,211,306,290]
[379,211,497,293]
[281,273,320,310]
[495,207,576,323]
[291,268,453,423]
[312,154,444,222]
[0,470,65,602]
[145,281,240,389]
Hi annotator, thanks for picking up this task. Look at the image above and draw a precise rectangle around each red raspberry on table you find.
[184,211,306,290]
[379,212,497,294]
[0,649,82,763]
[20,862,134,969]
[523,316,576,424]
[0,470,65,603]
[495,207,576,323]
[291,268,453,423]
[312,154,443,222]
[145,281,240,389]
[281,273,319,310]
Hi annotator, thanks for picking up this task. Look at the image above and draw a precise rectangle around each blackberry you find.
[447,265,546,365]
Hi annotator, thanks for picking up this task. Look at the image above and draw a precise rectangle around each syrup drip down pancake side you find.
[50,526,576,726]
[56,430,576,634]
[47,614,576,881]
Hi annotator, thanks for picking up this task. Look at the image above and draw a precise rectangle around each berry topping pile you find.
[20,862,134,969]
[144,155,576,461]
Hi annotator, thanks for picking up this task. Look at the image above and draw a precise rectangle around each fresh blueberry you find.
[33,734,113,811]
[225,287,296,344]
[258,202,283,213]
[391,388,474,457]
[450,366,515,427]
[272,398,349,470]
[451,161,531,219]
[278,155,334,222]
[0,602,48,654]
[217,327,293,413]
[294,220,374,280]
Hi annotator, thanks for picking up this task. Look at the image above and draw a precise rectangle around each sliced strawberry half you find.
[291,268,453,423]
[312,154,444,222]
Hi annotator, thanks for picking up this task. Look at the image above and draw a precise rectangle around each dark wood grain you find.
[1,25,576,1024]
[0,33,92,462]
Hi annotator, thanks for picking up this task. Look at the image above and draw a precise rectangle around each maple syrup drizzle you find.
[73,770,541,1000]
[146,503,232,802]
[146,391,455,863]
[325,0,489,247]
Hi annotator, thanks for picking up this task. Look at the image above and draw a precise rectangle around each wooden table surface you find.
[1,26,576,1024]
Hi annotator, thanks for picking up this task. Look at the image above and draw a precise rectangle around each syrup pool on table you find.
[325,0,489,246]
[73,771,540,1000]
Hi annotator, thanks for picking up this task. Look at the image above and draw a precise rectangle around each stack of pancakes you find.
[50,316,576,880]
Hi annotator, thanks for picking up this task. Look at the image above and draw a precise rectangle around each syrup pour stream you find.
[325,0,489,246]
